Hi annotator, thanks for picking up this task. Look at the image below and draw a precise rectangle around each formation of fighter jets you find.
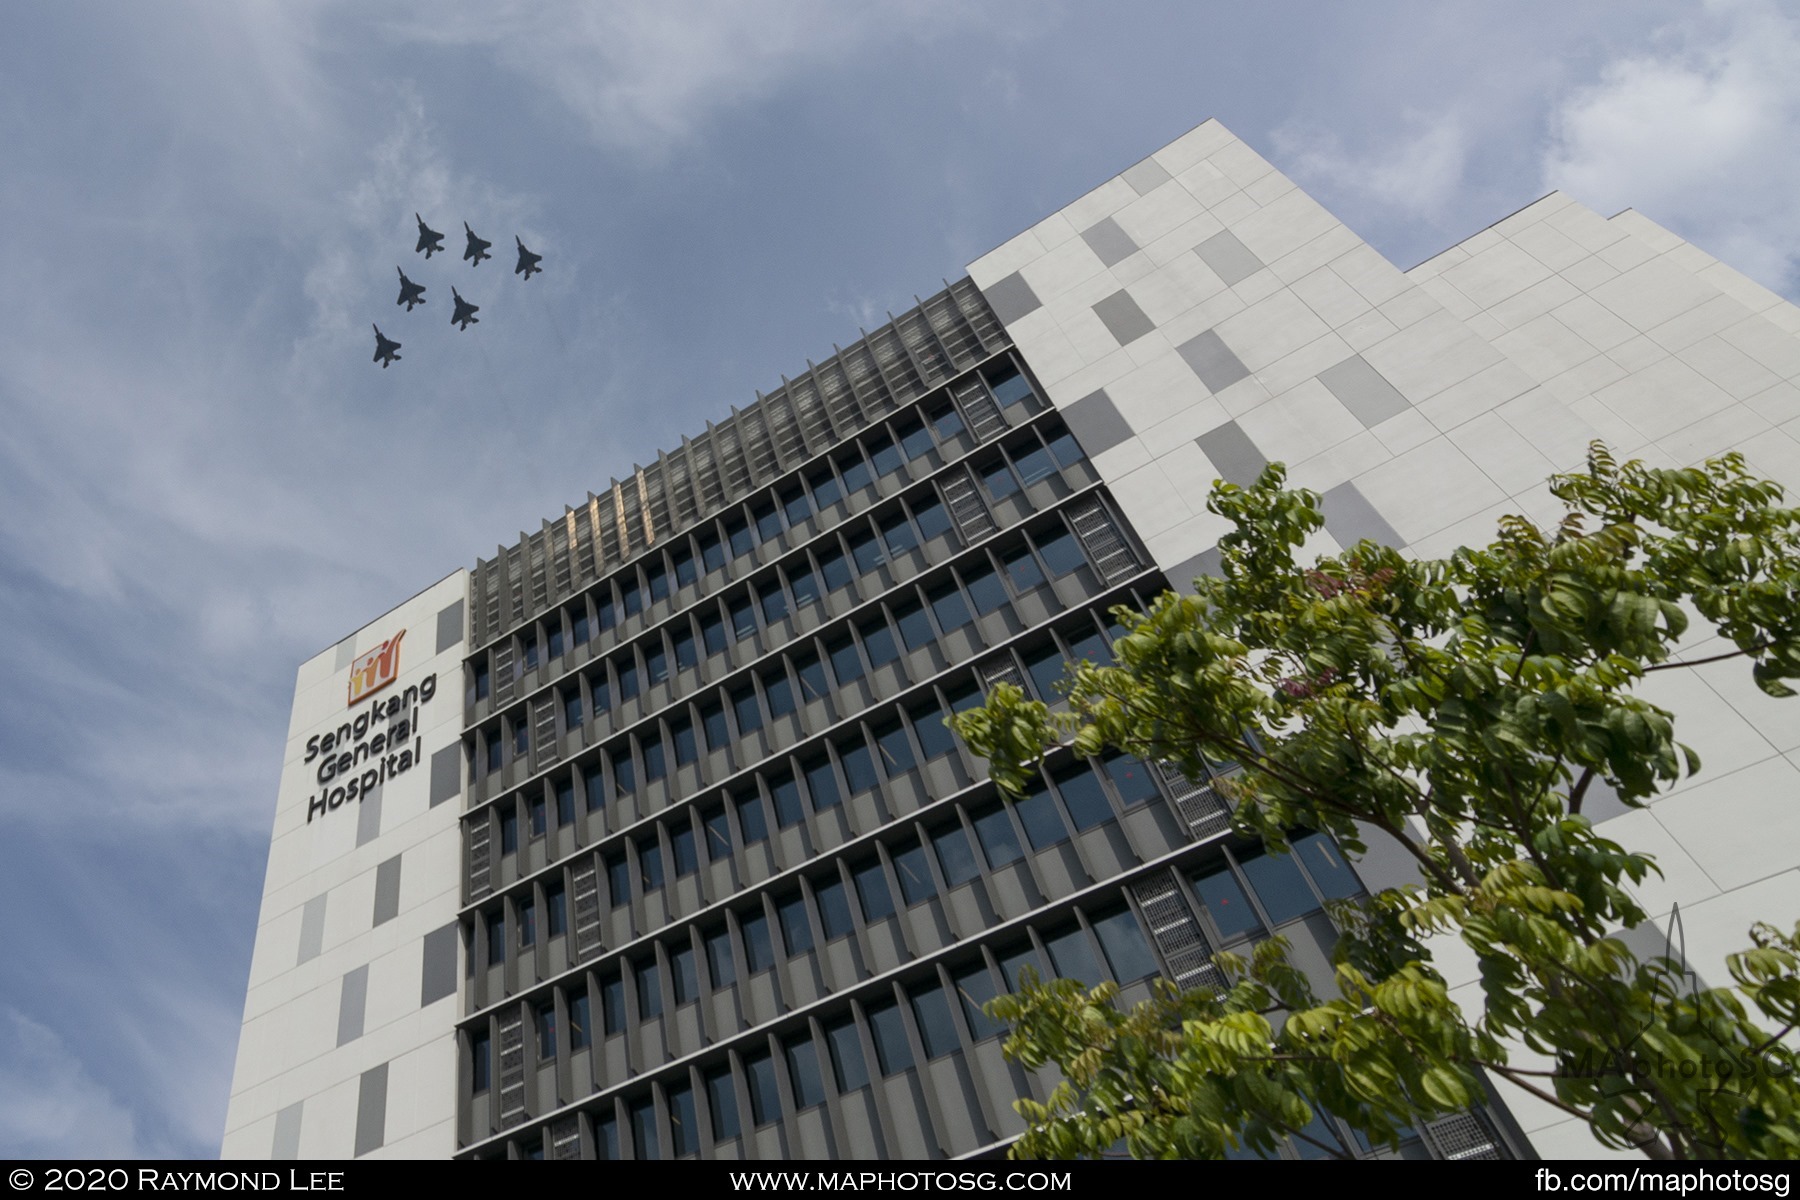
[372,214,545,367]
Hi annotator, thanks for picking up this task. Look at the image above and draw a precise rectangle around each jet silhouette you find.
[451,288,480,331]
[372,324,401,367]
[395,267,427,311]
[414,214,445,259]
[514,237,543,280]
[463,223,492,266]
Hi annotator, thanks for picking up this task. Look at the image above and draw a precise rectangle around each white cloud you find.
[1541,0,1800,296]
[1272,113,1470,222]
[0,1009,149,1157]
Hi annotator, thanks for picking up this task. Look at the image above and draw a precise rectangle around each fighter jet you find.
[450,288,480,331]
[463,223,492,266]
[414,214,445,259]
[514,237,543,280]
[395,267,427,311]
[372,324,401,368]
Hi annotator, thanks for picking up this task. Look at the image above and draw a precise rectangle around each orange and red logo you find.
[348,629,406,706]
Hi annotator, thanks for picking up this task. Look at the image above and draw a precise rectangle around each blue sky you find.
[2,0,1796,1159]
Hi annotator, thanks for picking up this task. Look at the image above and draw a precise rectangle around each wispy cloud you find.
[1541,0,1800,296]
[0,1009,151,1158]
[1272,113,1471,223]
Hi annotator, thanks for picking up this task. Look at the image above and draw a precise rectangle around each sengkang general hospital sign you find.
[301,629,441,824]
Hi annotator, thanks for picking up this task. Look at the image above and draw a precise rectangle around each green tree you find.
[952,444,1800,1161]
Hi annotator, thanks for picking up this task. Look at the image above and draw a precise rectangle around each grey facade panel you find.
[429,744,461,808]
[373,855,402,927]
[296,894,327,965]
[1318,354,1411,428]
[982,271,1041,325]
[354,787,382,847]
[1165,546,1222,590]
[421,922,459,1007]
[336,966,368,1047]
[1122,157,1173,196]
[1092,290,1155,346]
[354,1063,388,1157]
[1079,217,1138,268]
[1060,389,1134,458]
[1322,481,1405,550]
[333,639,357,672]
[435,599,465,654]
[1194,229,1265,286]
[1195,420,1268,488]
[271,1101,303,1160]
[1176,329,1251,394]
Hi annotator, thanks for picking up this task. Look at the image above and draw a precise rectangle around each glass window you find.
[602,971,626,1034]
[528,794,547,838]
[777,894,814,956]
[789,564,820,608]
[700,611,728,656]
[471,1030,491,1092]
[826,1018,869,1093]
[568,990,591,1049]
[839,737,878,794]
[880,512,918,555]
[547,882,567,936]
[1037,527,1085,576]
[849,529,885,575]
[838,451,872,495]
[1014,440,1055,485]
[849,860,891,924]
[897,418,933,461]
[868,434,903,477]
[964,561,1008,615]
[646,560,670,603]
[698,531,726,574]
[808,468,842,511]
[672,544,698,588]
[672,716,698,765]
[473,660,491,702]
[1004,545,1046,593]
[795,653,829,703]
[926,582,971,633]
[585,766,607,812]
[606,853,630,906]
[753,502,783,543]
[1015,782,1068,848]
[573,610,593,646]
[597,594,620,632]
[988,366,1033,407]
[910,700,957,761]
[981,459,1019,499]
[1241,849,1321,924]
[910,985,959,1058]
[742,912,774,973]
[726,518,753,559]
[596,1113,620,1160]
[860,617,898,667]
[563,688,582,731]
[671,823,698,876]
[706,927,736,987]
[618,659,640,701]
[1103,753,1159,807]
[646,644,669,685]
[638,835,665,890]
[707,1067,741,1141]
[589,672,612,715]
[611,745,637,795]
[486,910,506,965]
[668,1083,698,1156]
[804,756,841,812]
[621,578,643,618]
[1046,425,1084,468]
[636,959,663,1019]
[1091,906,1159,982]
[702,702,730,751]
[874,720,916,775]
[731,686,762,733]
[1191,862,1262,940]
[673,626,698,670]
[555,776,575,827]
[745,1053,780,1126]
[704,807,732,860]
[548,625,566,660]
[770,772,804,829]
[930,403,965,440]
[781,1036,824,1115]
[1069,625,1112,667]
[828,637,864,684]
[892,841,936,905]
[998,943,1042,991]
[519,898,538,947]
[868,1001,914,1075]
[630,1097,657,1160]
[764,668,795,718]
[819,546,852,592]
[758,579,789,624]
[1054,764,1113,831]
[933,823,980,888]
[815,877,854,940]
[641,733,666,782]
[1296,833,1363,900]
[781,487,811,526]
[500,809,518,855]
[1024,642,1068,702]
[729,597,758,640]
[971,803,1024,868]
[895,599,934,650]
[736,792,769,844]
[670,945,699,1004]
[954,963,1004,1041]
[536,999,556,1059]
[521,633,540,670]
[514,720,530,758]
[1045,924,1103,984]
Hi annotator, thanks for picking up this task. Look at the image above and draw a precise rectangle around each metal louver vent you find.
[549,1116,582,1160]
[941,469,996,543]
[467,819,493,901]
[1153,763,1232,840]
[1131,872,1226,992]
[951,377,1008,442]
[530,695,559,771]
[496,1010,527,1129]
[492,643,517,706]
[978,656,1025,694]
[1421,1110,1507,1160]
[1068,498,1139,583]
[570,862,604,961]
